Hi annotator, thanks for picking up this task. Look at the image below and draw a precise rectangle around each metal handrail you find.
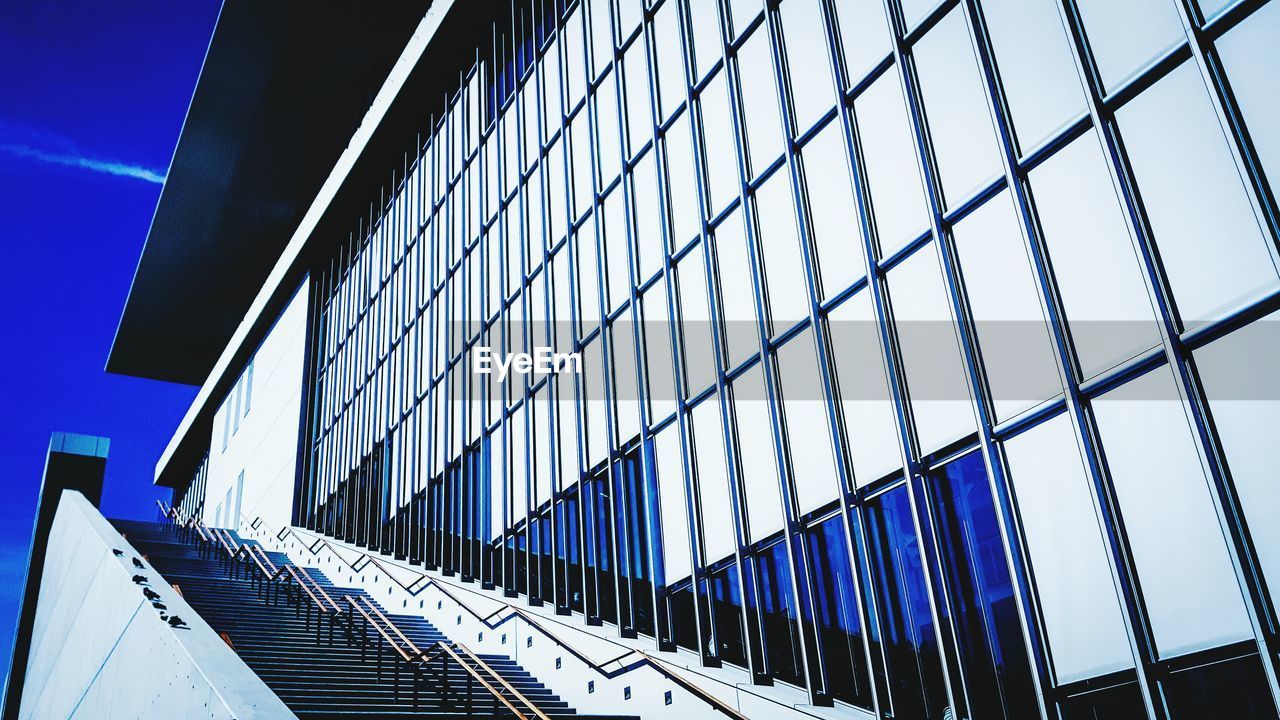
[344,596,416,664]
[358,596,422,656]
[434,642,530,720]
[450,640,552,720]
[253,519,750,719]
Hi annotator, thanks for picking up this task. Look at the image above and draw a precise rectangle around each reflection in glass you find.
[866,483,949,720]
[804,514,872,708]
[927,450,1037,719]
[754,540,804,685]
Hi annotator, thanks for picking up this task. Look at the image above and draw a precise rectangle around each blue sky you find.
[0,0,220,680]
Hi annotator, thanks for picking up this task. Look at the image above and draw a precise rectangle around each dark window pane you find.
[804,514,873,708]
[1162,652,1279,720]
[1059,679,1146,720]
[754,540,805,686]
[866,484,949,719]
[928,450,1037,719]
[710,563,749,667]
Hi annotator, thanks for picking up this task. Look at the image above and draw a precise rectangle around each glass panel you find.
[1092,364,1253,658]
[1075,0,1185,93]
[1217,2,1280,203]
[800,122,865,300]
[632,150,664,281]
[832,0,891,88]
[727,0,763,40]
[656,424,692,582]
[596,70,622,187]
[981,0,1087,153]
[779,0,837,134]
[710,563,748,666]
[617,0,643,41]
[736,27,785,178]
[565,7,588,111]
[588,0,613,76]
[623,39,653,155]
[1117,61,1277,326]
[856,72,929,258]
[1162,653,1279,720]
[804,514,873,708]
[901,0,944,33]
[952,190,1061,421]
[679,243,717,396]
[1003,413,1134,684]
[927,450,1037,719]
[665,113,701,250]
[611,310,642,445]
[888,244,975,455]
[713,210,760,369]
[755,172,810,333]
[689,0,723,82]
[1195,312,1280,599]
[755,540,805,685]
[733,364,785,543]
[1029,130,1162,379]
[865,483,949,720]
[603,186,631,311]
[642,281,678,422]
[692,397,737,562]
[700,69,740,217]
[652,0,686,122]
[776,329,841,513]
[913,8,1003,209]
[828,292,902,484]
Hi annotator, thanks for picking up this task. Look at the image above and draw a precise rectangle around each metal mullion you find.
[1054,0,1269,715]
[745,0,848,704]
[651,0,725,667]
[705,0,780,686]
[865,0,975,716]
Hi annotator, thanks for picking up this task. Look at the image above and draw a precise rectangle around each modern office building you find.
[11,0,1280,718]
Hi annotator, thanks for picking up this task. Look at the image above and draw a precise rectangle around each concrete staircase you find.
[112,519,634,720]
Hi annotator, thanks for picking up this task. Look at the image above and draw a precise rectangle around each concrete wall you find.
[18,491,294,720]
[205,278,309,532]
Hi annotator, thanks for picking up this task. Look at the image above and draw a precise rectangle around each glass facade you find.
[263,0,1280,717]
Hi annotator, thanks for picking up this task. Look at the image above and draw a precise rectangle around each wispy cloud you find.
[0,142,165,184]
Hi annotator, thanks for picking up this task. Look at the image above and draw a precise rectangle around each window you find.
[778,0,836,134]
[952,190,1061,421]
[776,329,840,513]
[754,172,809,333]
[1003,413,1134,684]
[1029,130,1162,379]
[832,0,891,88]
[633,149,665,279]
[688,0,722,82]
[655,425,692,582]
[735,27,785,178]
[1117,61,1277,326]
[691,397,735,563]
[754,540,804,685]
[927,451,1037,719]
[243,359,254,417]
[623,39,653,155]
[1218,2,1280,188]
[732,364,784,542]
[888,244,975,455]
[865,483,948,719]
[800,123,864,300]
[664,113,700,250]
[677,244,716,397]
[913,8,1003,209]
[596,71,622,186]
[1092,364,1253,658]
[856,72,929,258]
[1195,312,1280,596]
[980,0,1087,153]
[1074,0,1185,93]
[804,514,872,708]
[699,69,739,217]
[641,280,677,422]
[712,210,759,369]
[828,291,901,483]
[651,0,685,123]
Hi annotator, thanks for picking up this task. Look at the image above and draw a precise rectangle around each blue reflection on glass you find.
[866,484,948,719]
[928,451,1036,719]
[804,514,873,708]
